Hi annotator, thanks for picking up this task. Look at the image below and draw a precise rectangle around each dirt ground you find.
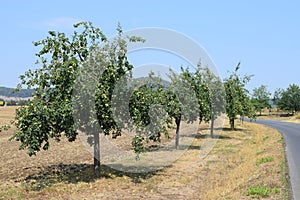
[0,106,290,199]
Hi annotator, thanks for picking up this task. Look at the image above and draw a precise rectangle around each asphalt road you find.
[249,119,300,200]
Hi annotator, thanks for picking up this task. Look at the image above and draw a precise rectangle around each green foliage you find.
[251,85,271,115]
[256,156,274,166]
[201,67,225,119]
[128,75,174,155]
[178,63,226,137]
[10,21,107,156]
[60,23,145,161]
[8,21,146,177]
[127,72,182,152]
[224,63,254,130]
[273,88,284,107]
[276,84,300,112]
[130,81,169,133]
[179,66,210,123]
[94,28,135,138]
[123,69,200,152]
[199,66,226,136]
[168,68,201,147]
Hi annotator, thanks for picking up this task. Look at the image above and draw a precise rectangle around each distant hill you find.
[0,77,170,100]
[0,87,33,100]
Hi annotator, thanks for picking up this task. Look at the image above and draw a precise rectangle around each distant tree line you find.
[250,84,300,115]
[273,84,300,114]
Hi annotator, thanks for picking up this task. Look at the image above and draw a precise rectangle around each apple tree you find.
[224,63,254,130]
[9,22,142,177]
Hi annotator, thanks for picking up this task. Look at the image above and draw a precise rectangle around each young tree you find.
[167,69,199,149]
[75,25,143,175]
[8,22,142,177]
[277,84,300,113]
[251,85,271,116]
[201,67,226,137]
[11,22,104,157]
[180,67,211,124]
[128,74,174,153]
[224,63,253,130]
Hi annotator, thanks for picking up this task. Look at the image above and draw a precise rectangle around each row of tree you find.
[2,22,255,176]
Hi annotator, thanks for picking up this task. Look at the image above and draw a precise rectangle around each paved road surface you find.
[249,119,300,199]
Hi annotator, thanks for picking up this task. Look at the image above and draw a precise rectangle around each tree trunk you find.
[175,116,181,149]
[210,116,215,138]
[230,118,235,130]
[94,132,100,177]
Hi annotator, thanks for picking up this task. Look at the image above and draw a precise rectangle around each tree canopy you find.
[251,85,271,115]
[200,66,225,137]
[9,22,145,176]
[276,84,300,113]
[224,63,254,130]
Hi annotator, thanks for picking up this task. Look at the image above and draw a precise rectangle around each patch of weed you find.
[256,157,274,166]
[246,185,269,198]
[246,185,280,198]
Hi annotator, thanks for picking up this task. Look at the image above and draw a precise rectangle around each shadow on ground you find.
[20,128,237,192]
[185,133,233,140]
[20,162,165,191]
[198,126,245,132]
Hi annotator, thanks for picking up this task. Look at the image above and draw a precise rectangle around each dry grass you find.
[0,106,17,125]
[199,122,289,199]
[284,113,300,124]
[257,110,300,124]
[0,107,290,199]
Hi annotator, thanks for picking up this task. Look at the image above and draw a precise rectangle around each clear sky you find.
[1,1,300,95]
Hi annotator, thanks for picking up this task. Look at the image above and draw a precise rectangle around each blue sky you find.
[1,1,300,94]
